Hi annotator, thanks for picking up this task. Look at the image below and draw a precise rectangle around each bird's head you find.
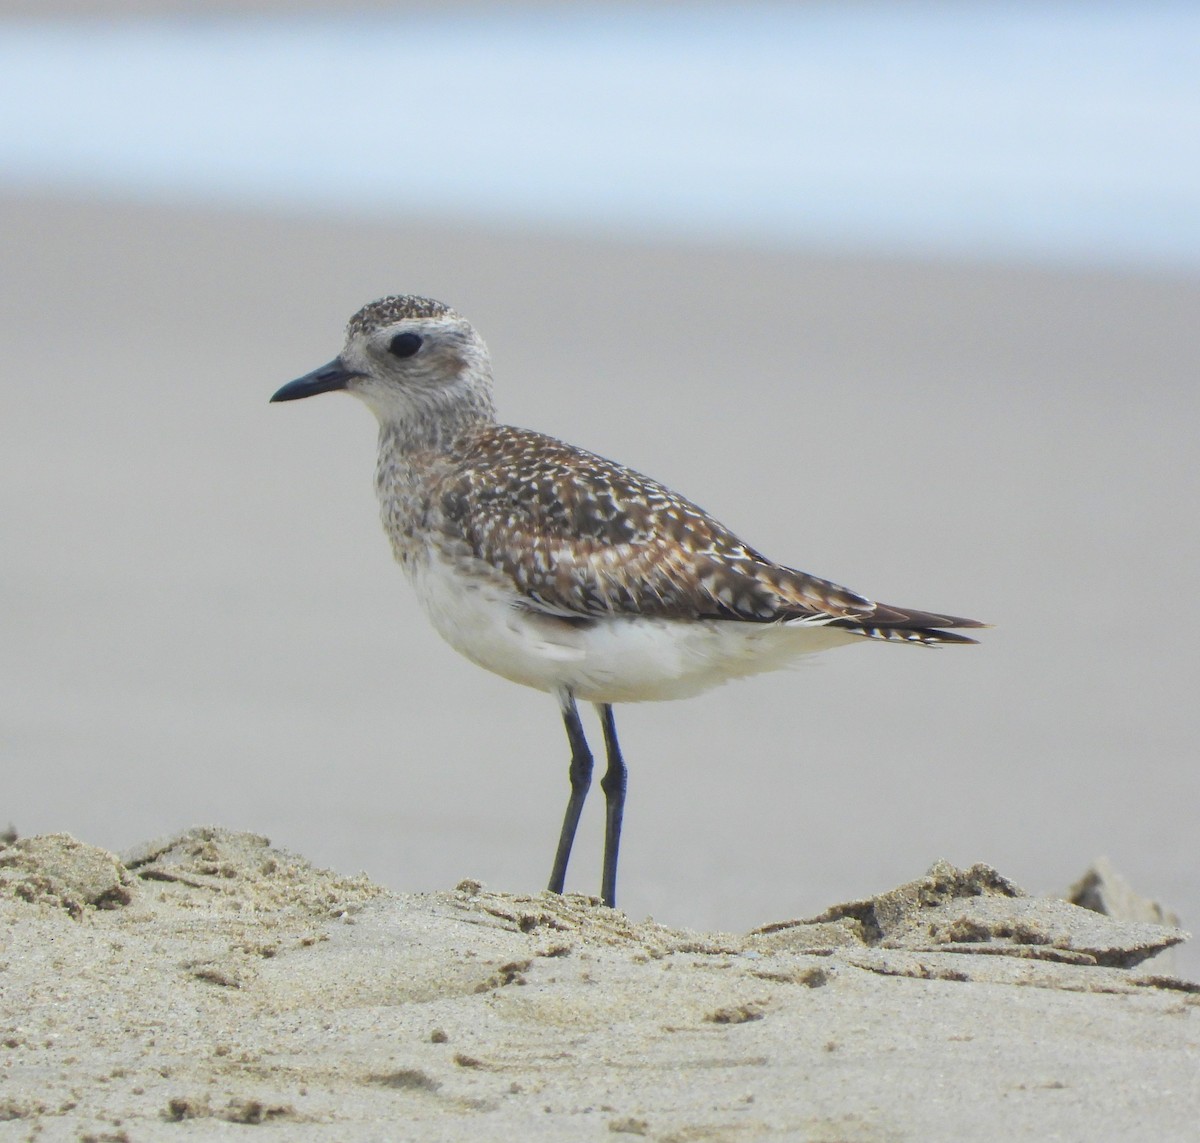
[271,294,495,433]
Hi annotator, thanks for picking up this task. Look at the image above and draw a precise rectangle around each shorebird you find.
[271,294,984,908]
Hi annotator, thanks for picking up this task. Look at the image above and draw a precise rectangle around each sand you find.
[1,827,1197,1140]
[4,189,1198,943]
[2,173,1199,1135]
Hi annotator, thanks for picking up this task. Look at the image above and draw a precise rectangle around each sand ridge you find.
[1,827,1196,1139]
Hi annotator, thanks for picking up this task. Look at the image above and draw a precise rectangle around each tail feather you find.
[832,601,988,646]
[765,564,986,646]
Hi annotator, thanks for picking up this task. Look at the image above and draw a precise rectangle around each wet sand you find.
[4,189,1198,940]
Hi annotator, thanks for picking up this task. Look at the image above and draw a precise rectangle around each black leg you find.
[547,691,593,895]
[597,703,627,909]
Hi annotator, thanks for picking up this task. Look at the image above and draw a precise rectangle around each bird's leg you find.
[597,703,627,909]
[548,691,593,896]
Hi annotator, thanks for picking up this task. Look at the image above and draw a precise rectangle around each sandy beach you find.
[5,187,1198,920]
[2,154,1199,1134]
[2,827,1197,1139]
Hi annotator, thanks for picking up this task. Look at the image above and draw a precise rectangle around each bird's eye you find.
[388,332,423,358]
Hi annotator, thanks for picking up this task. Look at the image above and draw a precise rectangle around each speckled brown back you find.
[432,425,881,625]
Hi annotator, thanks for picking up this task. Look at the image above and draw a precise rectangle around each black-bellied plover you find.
[271,294,984,908]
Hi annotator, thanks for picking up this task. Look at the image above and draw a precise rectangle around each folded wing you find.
[436,426,984,644]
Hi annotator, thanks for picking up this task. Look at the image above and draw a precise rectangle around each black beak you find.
[270,358,361,403]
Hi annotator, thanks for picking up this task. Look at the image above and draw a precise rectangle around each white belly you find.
[405,549,861,704]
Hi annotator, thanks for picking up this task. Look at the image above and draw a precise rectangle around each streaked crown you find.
[347,295,458,338]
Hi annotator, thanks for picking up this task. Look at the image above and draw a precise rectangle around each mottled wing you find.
[437,426,891,626]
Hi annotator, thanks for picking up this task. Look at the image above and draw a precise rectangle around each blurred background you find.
[2,1,1198,965]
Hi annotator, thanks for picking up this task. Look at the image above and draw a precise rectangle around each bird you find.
[271,294,984,909]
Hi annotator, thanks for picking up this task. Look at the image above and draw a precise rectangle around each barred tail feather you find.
[834,603,988,646]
